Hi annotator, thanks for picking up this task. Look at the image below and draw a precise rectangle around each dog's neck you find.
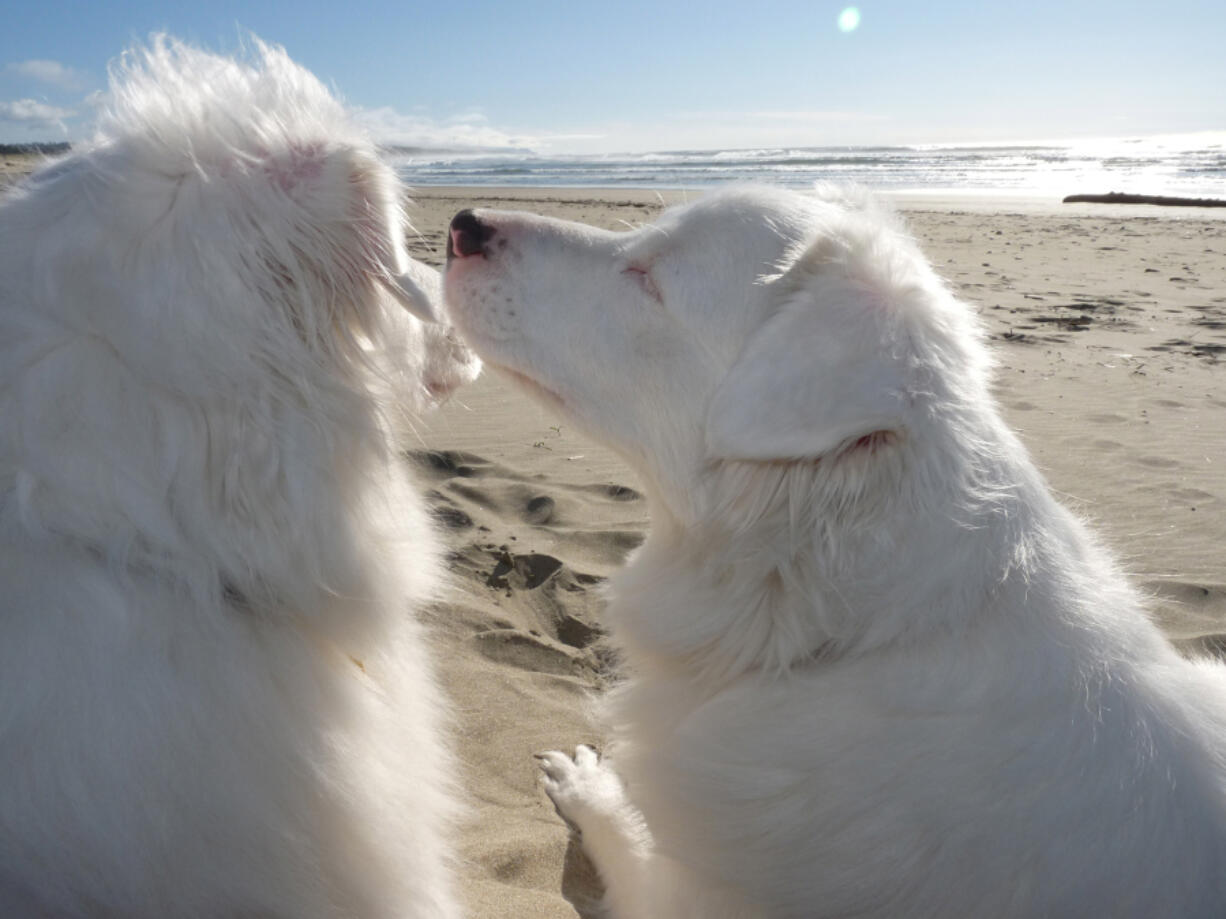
[0,327,411,626]
[604,414,1114,686]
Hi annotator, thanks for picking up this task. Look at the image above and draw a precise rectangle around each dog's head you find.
[12,35,476,410]
[445,186,990,524]
[0,37,480,602]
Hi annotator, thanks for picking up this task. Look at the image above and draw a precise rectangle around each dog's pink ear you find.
[261,141,327,193]
[705,276,908,461]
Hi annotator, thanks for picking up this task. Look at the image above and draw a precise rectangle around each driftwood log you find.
[1063,192,1226,208]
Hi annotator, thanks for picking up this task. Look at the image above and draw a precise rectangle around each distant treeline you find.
[0,142,71,156]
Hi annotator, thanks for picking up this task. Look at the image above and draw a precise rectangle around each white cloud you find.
[670,109,887,126]
[744,110,888,123]
[350,103,891,157]
[355,105,538,151]
[447,111,491,126]
[546,109,899,154]
[0,98,74,130]
[6,59,86,90]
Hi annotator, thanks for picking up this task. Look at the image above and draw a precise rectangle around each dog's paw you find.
[535,745,628,835]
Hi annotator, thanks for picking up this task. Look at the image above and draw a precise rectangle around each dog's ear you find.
[705,264,908,461]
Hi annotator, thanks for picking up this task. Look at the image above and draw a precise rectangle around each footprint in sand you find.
[1146,582,1226,660]
[1167,486,1215,503]
[1134,455,1181,469]
[407,449,643,683]
[424,490,475,530]
[524,495,555,525]
[407,449,646,570]
[471,629,594,678]
[406,448,494,479]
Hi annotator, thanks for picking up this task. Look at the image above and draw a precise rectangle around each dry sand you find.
[0,152,48,186]
[5,158,1223,915]
[404,187,1226,918]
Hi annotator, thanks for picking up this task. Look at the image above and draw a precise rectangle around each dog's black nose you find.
[448,209,495,260]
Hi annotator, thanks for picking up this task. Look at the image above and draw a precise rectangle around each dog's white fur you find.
[0,37,477,918]
[445,186,1226,917]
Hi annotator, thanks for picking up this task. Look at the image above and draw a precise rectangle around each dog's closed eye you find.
[623,265,662,303]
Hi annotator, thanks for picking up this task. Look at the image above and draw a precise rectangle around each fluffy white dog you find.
[0,37,478,918]
[444,186,1226,917]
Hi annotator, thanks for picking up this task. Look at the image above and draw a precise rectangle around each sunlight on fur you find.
[0,35,477,918]
[446,185,1226,918]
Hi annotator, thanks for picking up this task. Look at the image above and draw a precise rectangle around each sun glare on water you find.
[838,7,862,32]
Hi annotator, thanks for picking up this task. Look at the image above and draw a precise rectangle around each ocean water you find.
[390,132,1226,199]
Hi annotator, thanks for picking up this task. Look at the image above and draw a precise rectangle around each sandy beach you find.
[5,157,1224,915]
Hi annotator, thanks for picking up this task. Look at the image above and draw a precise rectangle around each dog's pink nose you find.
[448,210,495,260]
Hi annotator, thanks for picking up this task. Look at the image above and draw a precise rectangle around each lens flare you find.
[838,7,862,32]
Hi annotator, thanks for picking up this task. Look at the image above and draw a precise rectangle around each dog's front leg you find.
[536,745,658,917]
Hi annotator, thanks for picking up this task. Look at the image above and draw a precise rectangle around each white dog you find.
[444,186,1226,917]
[0,37,478,918]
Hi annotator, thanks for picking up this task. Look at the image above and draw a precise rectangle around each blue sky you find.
[2,0,1223,152]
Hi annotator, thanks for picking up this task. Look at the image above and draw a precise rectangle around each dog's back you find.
[602,191,1226,917]
[0,38,459,918]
